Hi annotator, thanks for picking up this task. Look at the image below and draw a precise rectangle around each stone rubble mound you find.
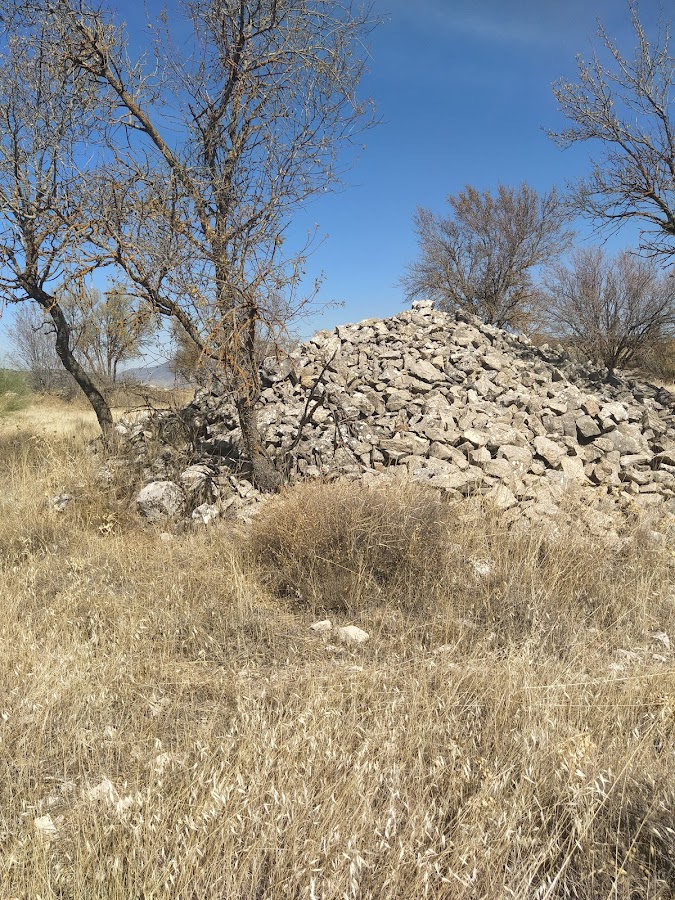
[124,300,675,532]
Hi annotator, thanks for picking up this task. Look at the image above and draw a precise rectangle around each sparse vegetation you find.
[0,405,673,898]
[0,367,31,415]
[544,247,675,371]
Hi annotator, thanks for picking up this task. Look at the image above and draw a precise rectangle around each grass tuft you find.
[249,478,454,611]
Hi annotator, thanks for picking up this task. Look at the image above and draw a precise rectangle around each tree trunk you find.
[39,295,115,442]
[214,261,281,492]
[236,395,281,492]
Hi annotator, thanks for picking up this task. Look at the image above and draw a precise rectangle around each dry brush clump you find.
[248,479,455,611]
[0,409,674,898]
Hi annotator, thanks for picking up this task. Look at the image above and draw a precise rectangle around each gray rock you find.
[533,435,565,468]
[599,401,628,423]
[49,493,73,512]
[191,502,220,525]
[408,358,443,383]
[137,481,185,521]
[576,415,602,440]
[118,302,675,533]
[560,456,586,481]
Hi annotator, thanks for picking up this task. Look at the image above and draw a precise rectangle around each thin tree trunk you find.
[214,258,281,492]
[37,294,114,442]
[236,393,281,492]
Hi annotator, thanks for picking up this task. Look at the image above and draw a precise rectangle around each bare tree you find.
[402,183,572,331]
[0,21,114,437]
[543,247,675,370]
[7,306,66,394]
[70,284,157,385]
[24,0,377,489]
[552,2,675,258]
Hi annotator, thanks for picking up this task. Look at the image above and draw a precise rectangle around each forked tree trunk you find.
[38,294,114,442]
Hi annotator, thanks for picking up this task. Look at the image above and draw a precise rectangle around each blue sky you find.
[293,0,654,332]
[0,0,667,359]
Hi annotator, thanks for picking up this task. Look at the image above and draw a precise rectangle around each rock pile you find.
[123,300,675,533]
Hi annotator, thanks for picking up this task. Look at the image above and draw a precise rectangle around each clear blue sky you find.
[0,0,665,359]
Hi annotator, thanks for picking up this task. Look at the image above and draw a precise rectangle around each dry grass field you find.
[0,399,674,898]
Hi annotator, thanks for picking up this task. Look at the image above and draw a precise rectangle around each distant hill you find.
[120,362,191,388]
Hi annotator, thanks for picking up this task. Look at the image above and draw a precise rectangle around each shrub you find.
[248,478,454,611]
[0,367,31,415]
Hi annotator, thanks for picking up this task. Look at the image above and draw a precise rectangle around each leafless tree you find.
[0,21,114,437]
[402,183,572,331]
[543,247,675,370]
[552,2,675,258]
[23,0,377,490]
[7,306,67,394]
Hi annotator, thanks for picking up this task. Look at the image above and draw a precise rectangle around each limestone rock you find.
[117,301,675,532]
[576,415,602,440]
[191,502,220,525]
[137,481,184,521]
[533,435,565,468]
[336,625,370,645]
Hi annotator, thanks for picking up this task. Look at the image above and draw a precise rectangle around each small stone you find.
[462,428,489,448]
[599,401,628,423]
[482,353,502,372]
[335,625,370,645]
[486,484,517,509]
[49,493,73,512]
[85,778,118,804]
[470,557,493,578]
[576,415,602,440]
[560,456,586,480]
[191,502,220,525]
[533,435,565,467]
[34,815,58,839]
[648,630,670,651]
[469,446,492,465]
[408,358,443,383]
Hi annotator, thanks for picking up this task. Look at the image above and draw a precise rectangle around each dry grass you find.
[0,403,674,898]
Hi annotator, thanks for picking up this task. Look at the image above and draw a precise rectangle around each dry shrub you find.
[249,478,453,610]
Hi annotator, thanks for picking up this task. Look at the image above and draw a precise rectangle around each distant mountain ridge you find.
[121,362,190,388]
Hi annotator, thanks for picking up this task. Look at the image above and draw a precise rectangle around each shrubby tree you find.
[552,2,675,259]
[544,247,675,371]
[20,0,377,489]
[70,285,157,385]
[403,183,572,331]
[0,20,114,436]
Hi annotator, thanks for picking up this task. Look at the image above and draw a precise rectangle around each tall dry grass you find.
[0,405,673,898]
